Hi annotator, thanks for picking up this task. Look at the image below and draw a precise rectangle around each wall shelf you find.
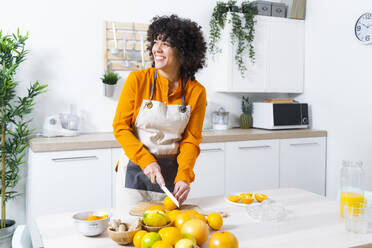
[103,21,152,72]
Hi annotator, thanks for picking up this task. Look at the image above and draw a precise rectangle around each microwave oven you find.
[252,102,309,130]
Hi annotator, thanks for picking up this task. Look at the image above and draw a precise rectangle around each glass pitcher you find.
[340,160,365,216]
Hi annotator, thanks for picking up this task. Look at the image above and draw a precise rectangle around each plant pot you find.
[103,84,115,97]
[0,220,16,248]
[240,113,252,129]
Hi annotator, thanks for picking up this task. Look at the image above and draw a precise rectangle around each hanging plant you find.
[208,0,257,77]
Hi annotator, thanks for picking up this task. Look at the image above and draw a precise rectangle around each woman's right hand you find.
[144,161,165,185]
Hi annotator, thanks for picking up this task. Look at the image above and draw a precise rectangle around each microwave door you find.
[273,104,302,126]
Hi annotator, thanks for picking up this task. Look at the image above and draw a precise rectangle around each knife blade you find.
[156,178,180,208]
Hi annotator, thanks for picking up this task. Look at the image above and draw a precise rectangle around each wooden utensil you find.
[129,201,228,218]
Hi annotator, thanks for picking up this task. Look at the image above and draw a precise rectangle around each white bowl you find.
[72,211,111,236]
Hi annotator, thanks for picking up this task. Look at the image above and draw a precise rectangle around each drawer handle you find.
[201,148,223,153]
[51,156,98,162]
[238,145,271,150]
[290,142,318,146]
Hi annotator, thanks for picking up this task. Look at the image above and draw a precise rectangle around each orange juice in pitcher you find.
[340,160,365,217]
[340,192,365,216]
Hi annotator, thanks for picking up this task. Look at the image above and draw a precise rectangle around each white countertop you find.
[35,188,371,248]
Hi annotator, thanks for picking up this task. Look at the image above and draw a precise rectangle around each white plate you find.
[224,193,271,207]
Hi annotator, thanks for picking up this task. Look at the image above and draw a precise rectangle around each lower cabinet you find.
[279,137,326,195]
[189,143,225,198]
[27,148,111,247]
[225,140,280,195]
[26,136,326,247]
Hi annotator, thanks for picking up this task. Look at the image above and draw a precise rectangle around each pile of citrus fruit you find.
[132,196,238,248]
[227,192,268,204]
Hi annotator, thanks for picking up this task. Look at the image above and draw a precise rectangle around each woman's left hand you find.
[173,181,190,205]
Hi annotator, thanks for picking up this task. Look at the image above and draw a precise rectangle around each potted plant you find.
[240,96,253,129]
[101,71,120,97]
[0,29,46,245]
[209,0,257,77]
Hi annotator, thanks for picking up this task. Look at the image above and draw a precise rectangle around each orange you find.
[168,209,182,224]
[255,193,268,202]
[184,209,199,216]
[164,196,178,210]
[209,231,238,248]
[239,192,252,197]
[86,215,100,221]
[158,226,182,246]
[241,195,254,204]
[133,230,148,248]
[227,195,241,203]
[195,213,207,223]
[174,212,195,229]
[181,219,209,246]
[152,240,173,248]
[99,214,108,219]
[147,205,166,212]
[207,212,223,230]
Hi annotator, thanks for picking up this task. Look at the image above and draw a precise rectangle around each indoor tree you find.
[0,29,47,228]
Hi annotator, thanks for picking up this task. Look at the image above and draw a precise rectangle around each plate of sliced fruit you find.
[224,192,270,207]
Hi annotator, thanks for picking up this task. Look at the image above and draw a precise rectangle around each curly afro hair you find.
[147,15,207,81]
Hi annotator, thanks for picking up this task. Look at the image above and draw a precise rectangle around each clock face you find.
[355,12,372,44]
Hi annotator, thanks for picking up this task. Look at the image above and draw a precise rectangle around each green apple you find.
[141,232,161,248]
[182,233,197,245]
[175,238,197,248]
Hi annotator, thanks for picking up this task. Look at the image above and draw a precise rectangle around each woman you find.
[113,15,207,207]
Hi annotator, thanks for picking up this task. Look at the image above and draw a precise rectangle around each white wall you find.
[294,0,372,199]
[1,0,287,225]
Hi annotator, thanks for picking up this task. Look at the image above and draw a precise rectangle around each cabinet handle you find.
[290,142,318,146]
[201,148,223,153]
[51,156,98,162]
[238,145,271,150]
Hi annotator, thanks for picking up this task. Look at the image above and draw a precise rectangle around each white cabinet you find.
[189,143,225,198]
[214,15,304,93]
[27,149,111,217]
[279,137,326,195]
[27,148,111,247]
[225,140,279,194]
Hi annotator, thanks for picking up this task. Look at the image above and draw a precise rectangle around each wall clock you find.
[355,12,372,44]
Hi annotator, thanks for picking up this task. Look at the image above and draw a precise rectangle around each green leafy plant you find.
[209,0,257,76]
[101,71,120,85]
[0,29,47,228]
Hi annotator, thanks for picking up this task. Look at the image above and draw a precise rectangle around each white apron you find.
[115,69,191,212]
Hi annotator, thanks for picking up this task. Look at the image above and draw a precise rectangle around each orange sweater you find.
[113,68,206,184]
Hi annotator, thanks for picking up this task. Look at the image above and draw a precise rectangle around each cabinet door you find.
[266,18,304,93]
[231,16,268,92]
[225,140,279,194]
[279,137,326,195]
[28,149,111,217]
[111,147,125,208]
[189,143,225,198]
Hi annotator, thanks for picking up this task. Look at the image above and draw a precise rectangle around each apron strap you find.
[148,69,187,113]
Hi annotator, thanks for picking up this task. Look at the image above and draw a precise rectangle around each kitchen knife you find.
[156,177,180,208]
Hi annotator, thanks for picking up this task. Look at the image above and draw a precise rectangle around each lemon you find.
[142,210,170,227]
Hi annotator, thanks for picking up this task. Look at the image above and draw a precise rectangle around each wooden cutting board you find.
[129,202,228,217]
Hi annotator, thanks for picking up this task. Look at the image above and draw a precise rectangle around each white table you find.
[35,188,372,248]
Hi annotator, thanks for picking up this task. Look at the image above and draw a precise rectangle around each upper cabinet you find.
[211,15,304,93]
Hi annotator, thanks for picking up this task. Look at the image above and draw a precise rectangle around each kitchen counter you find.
[35,188,371,248]
[29,128,327,152]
